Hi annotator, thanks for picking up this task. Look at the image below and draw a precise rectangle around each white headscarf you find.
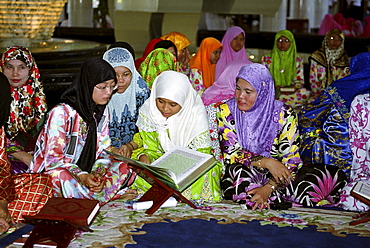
[103,47,147,122]
[137,71,210,152]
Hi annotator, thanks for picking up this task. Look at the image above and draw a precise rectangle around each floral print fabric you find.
[262,55,310,109]
[0,127,52,222]
[30,103,136,205]
[340,94,370,211]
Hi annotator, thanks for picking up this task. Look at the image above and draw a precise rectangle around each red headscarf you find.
[135,38,162,70]
[189,37,222,88]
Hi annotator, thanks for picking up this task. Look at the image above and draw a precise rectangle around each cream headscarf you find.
[137,71,210,152]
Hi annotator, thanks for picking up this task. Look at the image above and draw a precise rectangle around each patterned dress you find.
[299,87,352,178]
[0,127,52,222]
[188,68,206,96]
[340,94,370,211]
[308,59,349,102]
[262,55,310,109]
[218,102,302,204]
[30,103,136,205]
[219,103,347,207]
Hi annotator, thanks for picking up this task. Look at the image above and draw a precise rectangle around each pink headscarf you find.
[215,26,250,80]
[318,14,342,35]
[201,59,252,106]
[353,20,364,36]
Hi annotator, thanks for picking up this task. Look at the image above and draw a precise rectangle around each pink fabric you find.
[333,13,346,29]
[362,17,370,37]
[202,59,252,106]
[318,14,342,35]
[215,26,250,80]
[353,20,364,36]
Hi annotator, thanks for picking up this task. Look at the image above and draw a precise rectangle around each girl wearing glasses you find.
[29,57,137,205]
[262,30,310,110]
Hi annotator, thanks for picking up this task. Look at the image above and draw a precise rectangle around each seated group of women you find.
[0,26,369,233]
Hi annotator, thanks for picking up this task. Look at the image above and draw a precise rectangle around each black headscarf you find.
[108,41,136,60]
[60,57,116,172]
[0,72,10,128]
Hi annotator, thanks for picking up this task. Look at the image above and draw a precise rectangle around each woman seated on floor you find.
[131,70,222,203]
[102,47,150,159]
[0,45,48,174]
[201,59,252,164]
[218,63,302,211]
[218,63,348,211]
[138,48,177,90]
[297,52,370,208]
[29,57,137,205]
[0,72,52,233]
[299,52,370,181]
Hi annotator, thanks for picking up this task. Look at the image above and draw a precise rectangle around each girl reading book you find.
[131,70,222,203]
[29,57,137,205]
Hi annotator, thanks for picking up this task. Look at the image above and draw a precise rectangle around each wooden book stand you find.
[132,167,198,214]
[22,219,77,248]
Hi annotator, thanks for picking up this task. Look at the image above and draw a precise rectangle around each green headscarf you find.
[138,48,177,89]
[266,30,297,87]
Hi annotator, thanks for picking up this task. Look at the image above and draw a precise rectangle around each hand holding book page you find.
[105,146,217,192]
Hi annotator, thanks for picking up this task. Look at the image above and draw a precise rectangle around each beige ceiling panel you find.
[157,0,203,13]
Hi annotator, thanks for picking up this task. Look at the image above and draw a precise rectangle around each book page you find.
[353,181,370,200]
[151,146,213,184]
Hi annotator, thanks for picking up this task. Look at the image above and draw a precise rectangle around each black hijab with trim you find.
[0,72,10,128]
[60,57,116,172]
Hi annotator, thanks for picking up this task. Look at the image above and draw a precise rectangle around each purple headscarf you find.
[226,63,283,157]
[202,59,252,106]
[215,26,250,80]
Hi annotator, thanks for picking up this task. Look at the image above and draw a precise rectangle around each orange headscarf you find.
[189,37,222,88]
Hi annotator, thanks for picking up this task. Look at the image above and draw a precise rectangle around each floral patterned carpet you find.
[3,199,370,247]
[67,199,370,248]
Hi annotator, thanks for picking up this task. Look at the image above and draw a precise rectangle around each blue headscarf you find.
[324,52,370,123]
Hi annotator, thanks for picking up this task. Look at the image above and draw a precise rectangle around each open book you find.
[350,181,370,206]
[106,146,217,192]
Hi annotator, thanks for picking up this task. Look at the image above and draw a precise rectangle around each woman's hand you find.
[118,142,137,158]
[9,151,33,166]
[138,154,150,164]
[79,173,105,193]
[248,184,274,211]
[262,158,292,185]
[120,189,138,200]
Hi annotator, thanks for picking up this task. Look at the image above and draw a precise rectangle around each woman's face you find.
[92,79,117,105]
[156,97,181,118]
[235,78,257,112]
[328,34,343,50]
[114,66,132,93]
[2,59,30,88]
[210,47,222,64]
[230,33,245,52]
[167,46,177,58]
[276,36,291,51]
